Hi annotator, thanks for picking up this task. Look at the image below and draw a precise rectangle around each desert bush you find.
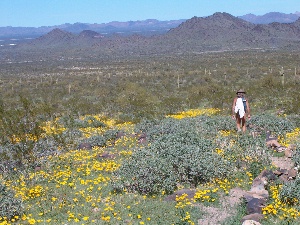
[115,82,162,121]
[286,115,300,127]
[279,176,300,206]
[248,114,295,135]
[215,131,271,176]
[200,116,235,134]
[112,147,178,194]
[58,114,105,129]
[86,129,118,147]
[74,116,106,128]
[292,145,300,167]
[135,115,235,142]
[113,117,233,194]
[0,97,46,165]
[0,182,23,220]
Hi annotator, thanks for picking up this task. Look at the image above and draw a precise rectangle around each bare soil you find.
[197,187,245,225]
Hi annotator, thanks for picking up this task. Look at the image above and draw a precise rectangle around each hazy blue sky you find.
[0,0,299,27]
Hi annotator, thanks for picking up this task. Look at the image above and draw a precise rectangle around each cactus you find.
[279,67,285,86]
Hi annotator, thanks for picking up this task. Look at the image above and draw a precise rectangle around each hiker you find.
[232,89,251,132]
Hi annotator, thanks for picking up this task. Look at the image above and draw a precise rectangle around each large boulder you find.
[246,198,267,214]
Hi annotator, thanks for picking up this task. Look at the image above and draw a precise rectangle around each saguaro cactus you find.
[279,67,284,86]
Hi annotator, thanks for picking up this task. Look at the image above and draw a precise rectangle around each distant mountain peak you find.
[239,11,300,24]
[34,28,75,45]
[48,28,67,35]
[45,28,73,38]
[211,12,236,18]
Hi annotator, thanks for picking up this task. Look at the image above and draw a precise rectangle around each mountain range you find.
[1,12,300,60]
[0,12,299,38]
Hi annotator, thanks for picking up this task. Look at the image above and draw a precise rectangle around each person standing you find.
[232,89,251,132]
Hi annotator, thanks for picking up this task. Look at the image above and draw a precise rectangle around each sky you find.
[0,0,299,27]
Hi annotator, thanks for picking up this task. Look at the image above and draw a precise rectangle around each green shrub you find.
[74,116,106,128]
[113,147,178,194]
[248,161,265,178]
[113,117,233,195]
[200,116,236,134]
[0,182,23,220]
[0,97,46,165]
[279,176,300,206]
[86,129,119,147]
[248,114,294,135]
[292,145,300,167]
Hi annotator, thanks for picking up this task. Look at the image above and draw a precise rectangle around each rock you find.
[137,133,147,139]
[273,169,284,176]
[137,133,147,144]
[248,176,269,200]
[284,148,294,158]
[34,166,42,171]
[251,177,267,189]
[247,189,269,199]
[241,213,264,223]
[259,170,277,181]
[242,220,261,225]
[281,169,288,175]
[116,131,125,139]
[164,189,196,201]
[138,137,147,144]
[246,198,266,214]
[265,131,277,142]
[92,207,100,212]
[271,157,294,170]
[244,191,268,202]
[287,168,297,179]
[279,174,289,183]
[287,144,296,151]
[99,151,115,159]
[78,142,92,150]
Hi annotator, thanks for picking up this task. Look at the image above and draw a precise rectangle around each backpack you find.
[242,97,247,113]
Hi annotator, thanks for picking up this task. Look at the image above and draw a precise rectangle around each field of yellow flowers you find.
[1,109,300,225]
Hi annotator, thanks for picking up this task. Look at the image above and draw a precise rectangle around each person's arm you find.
[246,98,251,119]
